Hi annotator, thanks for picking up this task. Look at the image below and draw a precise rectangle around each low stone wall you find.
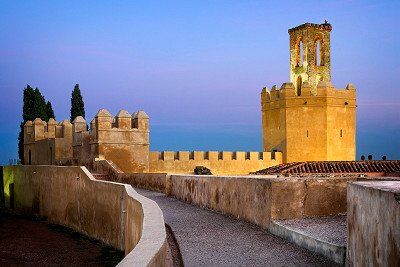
[270,177,351,219]
[2,165,167,267]
[93,159,167,193]
[170,174,274,228]
[168,175,400,228]
[149,151,282,175]
[347,181,400,266]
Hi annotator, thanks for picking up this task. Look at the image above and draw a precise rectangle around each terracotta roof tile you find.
[252,160,400,175]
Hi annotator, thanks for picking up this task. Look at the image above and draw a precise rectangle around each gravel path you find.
[274,216,347,246]
[135,188,337,267]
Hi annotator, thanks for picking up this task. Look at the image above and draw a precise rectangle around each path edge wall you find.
[2,165,167,267]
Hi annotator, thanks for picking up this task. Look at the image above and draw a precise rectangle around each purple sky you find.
[0,1,399,164]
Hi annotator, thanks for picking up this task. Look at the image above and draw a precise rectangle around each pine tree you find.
[46,101,55,119]
[70,84,85,121]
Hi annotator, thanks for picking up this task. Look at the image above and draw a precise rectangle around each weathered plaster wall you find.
[270,177,350,219]
[347,181,400,266]
[2,165,167,267]
[149,151,282,175]
[169,174,274,229]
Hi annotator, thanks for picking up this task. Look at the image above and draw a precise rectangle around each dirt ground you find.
[0,211,124,266]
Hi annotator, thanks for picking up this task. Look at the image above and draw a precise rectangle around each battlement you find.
[93,109,149,132]
[23,107,282,174]
[288,22,332,33]
[24,118,72,144]
[151,151,279,161]
[261,81,356,107]
[23,108,151,172]
[149,151,282,175]
[261,80,356,163]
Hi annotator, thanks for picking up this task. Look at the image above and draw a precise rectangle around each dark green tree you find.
[33,88,47,121]
[46,101,55,120]
[70,84,85,121]
[23,85,35,121]
[17,122,25,164]
[18,85,35,163]
[18,85,53,163]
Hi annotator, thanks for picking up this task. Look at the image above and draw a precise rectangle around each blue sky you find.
[0,0,399,164]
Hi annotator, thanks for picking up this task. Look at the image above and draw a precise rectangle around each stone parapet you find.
[2,165,167,266]
[149,151,282,175]
[347,181,400,266]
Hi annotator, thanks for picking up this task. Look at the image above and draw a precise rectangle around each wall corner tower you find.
[262,21,356,163]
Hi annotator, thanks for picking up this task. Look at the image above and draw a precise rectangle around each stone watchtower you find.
[261,22,356,163]
[289,21,332,94]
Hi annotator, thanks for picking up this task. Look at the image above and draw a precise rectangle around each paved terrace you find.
[274,216,347,246]
[135,188,337,266]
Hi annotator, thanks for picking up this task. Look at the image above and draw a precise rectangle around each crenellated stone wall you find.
[24,108,282,174]
[149,151,282,175]
[24,118,73,165]
[24,109,150,173]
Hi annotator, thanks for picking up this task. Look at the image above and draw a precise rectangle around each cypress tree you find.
[17,122,25,164]
[33,88,47,121]
[23,85,35,121]
[18,85,36,163]
[70,84,85,121]
[46,101,55,119]
[18,85,53,163]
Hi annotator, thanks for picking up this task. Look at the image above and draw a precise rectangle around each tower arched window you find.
[296,38,304,66]
[315,38,324,66]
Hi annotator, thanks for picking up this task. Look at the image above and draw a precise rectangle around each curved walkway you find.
[135,188,337,266]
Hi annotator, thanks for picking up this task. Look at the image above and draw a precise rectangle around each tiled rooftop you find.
[253,160,400,175]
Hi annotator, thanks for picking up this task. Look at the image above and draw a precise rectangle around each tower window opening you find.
[296,38,303,66]
[28,149,32,165]
[315,40,321,66]
[306,130,309,137]
[299,41,303,66]
[340,129,343,137]
[296,75,302,96]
